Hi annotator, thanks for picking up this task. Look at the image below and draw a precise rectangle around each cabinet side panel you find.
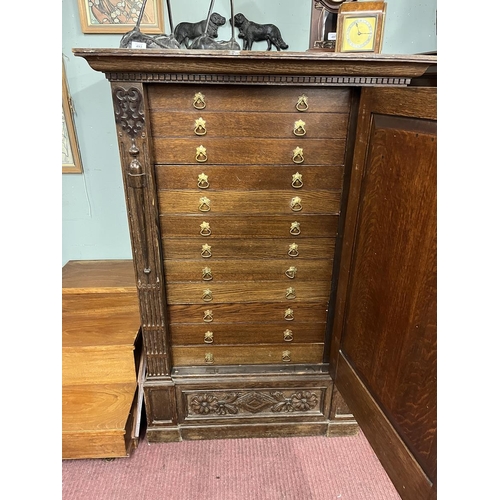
[333,87,437,498]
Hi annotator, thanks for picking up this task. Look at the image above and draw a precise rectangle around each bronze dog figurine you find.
[232,13,289,51]
[174,12,226,48]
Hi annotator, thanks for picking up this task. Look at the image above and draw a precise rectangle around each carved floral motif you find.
[188,390,319,416]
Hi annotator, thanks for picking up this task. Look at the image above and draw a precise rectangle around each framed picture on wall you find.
[62,62,83,174]
[77,0,165,34]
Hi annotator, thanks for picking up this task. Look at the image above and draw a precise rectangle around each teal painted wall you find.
[62,0,436,266]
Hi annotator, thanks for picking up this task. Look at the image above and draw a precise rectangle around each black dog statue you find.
[174,13,226,48]
[232,13,289,51]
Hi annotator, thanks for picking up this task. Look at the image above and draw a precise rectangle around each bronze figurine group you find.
[120,0,288,51]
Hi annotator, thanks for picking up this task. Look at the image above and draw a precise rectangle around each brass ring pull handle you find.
[200,222,212,237]
[285,266,297,279]
[201,244,212,258]
[197,173,210,189]
[284,308,294,321]
[202,267,213,281]
[203,309,214,323]
[290,221,301,236]
[205,352,214,364]
[194,117,207,136]
[290,197,303,212]
[292,147,304,164]
[193,92,206,110]
[196,145,208,163]
[283,329,293,342]
[285,287,296,300]
[204,331,214,344]
[296,94,309,112]
[288,243,299,257]
[202,289,213,302]
[199,196,211,212]
[282,350,292,362]
[291,172,303,189]
[293,120,306,136]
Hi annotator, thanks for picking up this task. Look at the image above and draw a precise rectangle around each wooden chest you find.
[73,50,436,492]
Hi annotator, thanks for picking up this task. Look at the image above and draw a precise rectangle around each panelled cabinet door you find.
[331,86,437,500]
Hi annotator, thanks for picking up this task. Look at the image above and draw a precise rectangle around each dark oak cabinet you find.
[74,48,436,500]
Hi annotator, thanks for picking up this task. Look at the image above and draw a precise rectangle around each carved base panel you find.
[143,366,358,442]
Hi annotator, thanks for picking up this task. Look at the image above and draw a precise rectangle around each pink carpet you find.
[62,431,401,499]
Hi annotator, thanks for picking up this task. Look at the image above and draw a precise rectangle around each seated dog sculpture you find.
[174,13,226,48]
[232,13,289,51]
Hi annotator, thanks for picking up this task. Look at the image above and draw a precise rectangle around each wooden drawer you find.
[161,237,336,260]
[153,138,346,166]
[170,322,326,345]
[155,165,344,191]
[160,215,339,238]
[164,259,333,282]
[171,344,325,366]
[158,190,341,215]
[148,84,351,113]
[165,281,332,304]
[168,302,328,324]
[150,111,349,139]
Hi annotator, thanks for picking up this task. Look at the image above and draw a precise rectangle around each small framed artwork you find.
[62,62,83,174]
[336,1,386,53]
[77,0,165,34]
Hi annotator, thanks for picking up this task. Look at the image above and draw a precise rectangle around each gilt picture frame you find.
[77,0,165,34]
[62,63,83,174]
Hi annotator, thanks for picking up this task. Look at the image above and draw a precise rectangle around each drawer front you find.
[164,259,333,282]
[153,138,346,166]
[160,215,339,238]
[170,322,326,345]
[165,281,332,304]
[168,303,328,324]
[148,84,351,113]
[155,165,344,191]
[172,344,324,366]
[162,237,336,260]
[158,190,341,215]
[150,111,349,139]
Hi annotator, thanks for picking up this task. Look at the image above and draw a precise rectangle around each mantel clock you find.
[336,1,386,53]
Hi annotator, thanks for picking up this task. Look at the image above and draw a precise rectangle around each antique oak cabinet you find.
[74,49,437,500]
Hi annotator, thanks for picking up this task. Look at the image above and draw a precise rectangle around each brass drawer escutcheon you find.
[285,266,297,279]
[293,120,306,137]
[196,145,208,163]
[202,289,213,302]
[204,331,214,344]
[292,147,304,164]
[200,222,212,237]
[204,352,214,364]
[288,243,299,257]
[199,196,211,212]
[290,221,301,235]
[194,117,207,136]
[202,267,213,280]
[193,92,206,110]
[291,172,303,189]
[282,350,292,362]
[285,287,296,300]
[290,197,302,212]
[201,244,212,258]
[197,173,210,189]
[203,309,214,323]
[296,94,309,112]
[283,329,293,342]
[284,308,294,321]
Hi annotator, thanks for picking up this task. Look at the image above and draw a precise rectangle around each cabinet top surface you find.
[73,48,436,80]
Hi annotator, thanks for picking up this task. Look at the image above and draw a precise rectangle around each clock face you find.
[341,16,377,52]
